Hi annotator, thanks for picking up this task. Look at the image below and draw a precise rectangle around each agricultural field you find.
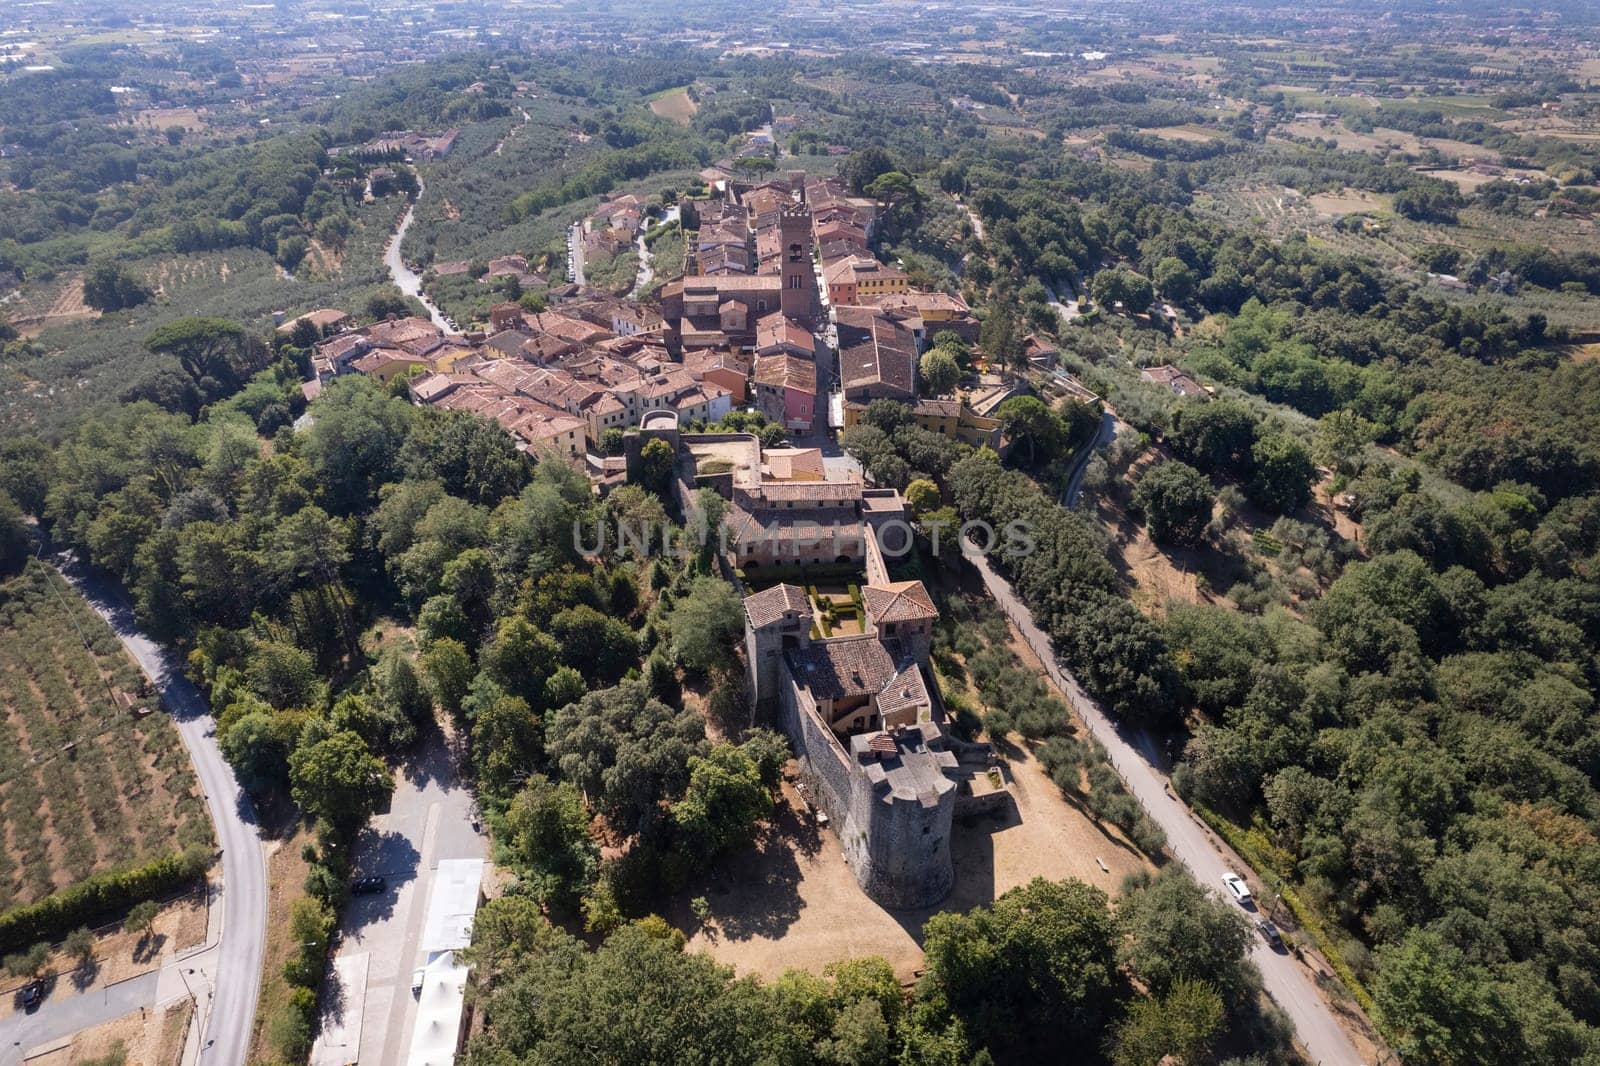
[1138,123,1223,143]
[0,199,397,440]
[648,86,698,125]
[0,563,211,911]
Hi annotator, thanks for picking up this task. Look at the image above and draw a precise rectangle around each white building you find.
[404,859,485,1066]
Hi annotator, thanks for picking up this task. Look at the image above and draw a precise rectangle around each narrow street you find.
[566,221,585,286]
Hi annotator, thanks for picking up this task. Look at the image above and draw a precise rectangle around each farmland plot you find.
[0,563,211,911]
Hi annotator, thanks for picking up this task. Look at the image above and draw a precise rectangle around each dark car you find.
[1256,918,1286,951]
[352,875,386,895]
[19,981,43,1009]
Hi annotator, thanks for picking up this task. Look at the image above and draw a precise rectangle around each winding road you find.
[43,557,267,1066]
[966,431,1369,1065]
[383,185,454,334]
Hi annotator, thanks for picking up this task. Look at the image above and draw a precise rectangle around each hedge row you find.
[0,851,206,954]
[1191,804,1377,1015]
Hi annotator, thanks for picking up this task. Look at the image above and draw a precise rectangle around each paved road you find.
[0,972,160,1059]
[382,187,453,334]
[312,729,486,1066]
[1044,277,1081,326]
[567,222,586,286]
[968,552,1365,1065]
[52,558,267,1066]
[1062,410,1117,507]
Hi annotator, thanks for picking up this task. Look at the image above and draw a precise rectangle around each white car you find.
[411,968,425,995]
[1222,872,1253,906]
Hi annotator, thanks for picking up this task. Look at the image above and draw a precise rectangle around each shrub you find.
[0,851,205,955]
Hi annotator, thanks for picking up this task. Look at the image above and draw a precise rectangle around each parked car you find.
[1256,918,1285,951]
[352,875,386,895]
[412,968,426,995]
[1221,872,1253,906]
[19,981,42,1009]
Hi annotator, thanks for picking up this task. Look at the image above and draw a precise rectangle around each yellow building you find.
[841,398,1002,449]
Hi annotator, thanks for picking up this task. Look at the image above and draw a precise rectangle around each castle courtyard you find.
[673,738,1154,983]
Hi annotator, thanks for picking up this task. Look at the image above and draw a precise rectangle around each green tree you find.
[1248,433,1316,515]
[64,927,96,968]
[471,693,542,799]
[904,478,941,518]
[995,396,1064,467]
[1091,267,1154,315]
[471,919,799,1062]
[143,316,263,394]
[1132,461,1214,547]
[504,774,598,912]
[1313,410,1375,479]
[918,878,1118,1059]
[919,348,961,397]
[665,576,744,673]
[1373,930,1521,1066]
[245,641,321,710]
[1118,869,1253,996]
[480,617,561,706]
[671,743,772,859]
[420,637,473,716]
[0,489,29,576]
[636,437,676,499]
[1110,978,1225,1066]
[82,261,151,312]
[282,897,335,987]
[546,678,707,833]
[1168,400,1258,476]
[3,942,50,980]
[221,711,292,796]
[551,604,638,683]
[288,730,393,834]
[1153,257,1196,304]
[125,900,160,942]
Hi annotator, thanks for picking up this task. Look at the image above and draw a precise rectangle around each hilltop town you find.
[6,4,1600,1066]
[289,167,1018,475]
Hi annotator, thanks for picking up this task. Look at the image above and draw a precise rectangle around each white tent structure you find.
[404,859,485,1066]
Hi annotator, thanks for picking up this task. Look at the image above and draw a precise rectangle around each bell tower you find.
[779,203,817,323]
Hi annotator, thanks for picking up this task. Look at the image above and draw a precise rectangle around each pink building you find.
[753,353,817,433]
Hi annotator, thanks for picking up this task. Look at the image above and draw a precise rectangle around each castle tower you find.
[779,203,817,323]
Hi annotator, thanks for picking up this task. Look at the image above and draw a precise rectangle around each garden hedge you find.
[0,850,206,954]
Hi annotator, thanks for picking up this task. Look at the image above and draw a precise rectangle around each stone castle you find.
[624,414,1007,910]
[743,540,1005,909]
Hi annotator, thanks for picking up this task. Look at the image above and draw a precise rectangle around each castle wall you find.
[777,667,857,834]
[777,664,956,910]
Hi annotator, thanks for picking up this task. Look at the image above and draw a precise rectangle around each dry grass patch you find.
[246,822,314,1066]
[29,998,191,1066]
[648,87,698,125]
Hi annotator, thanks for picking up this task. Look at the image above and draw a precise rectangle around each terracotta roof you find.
[366,316,441,348]
[786,636,928,708]
[743,584,810,628]
[754,353,817,393]
[277,308,349,334]
[913,398,962,418]
[1141,364,1207,398]
[835,306,917,397]
[862,581,937,624]
[755,312,815,354]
